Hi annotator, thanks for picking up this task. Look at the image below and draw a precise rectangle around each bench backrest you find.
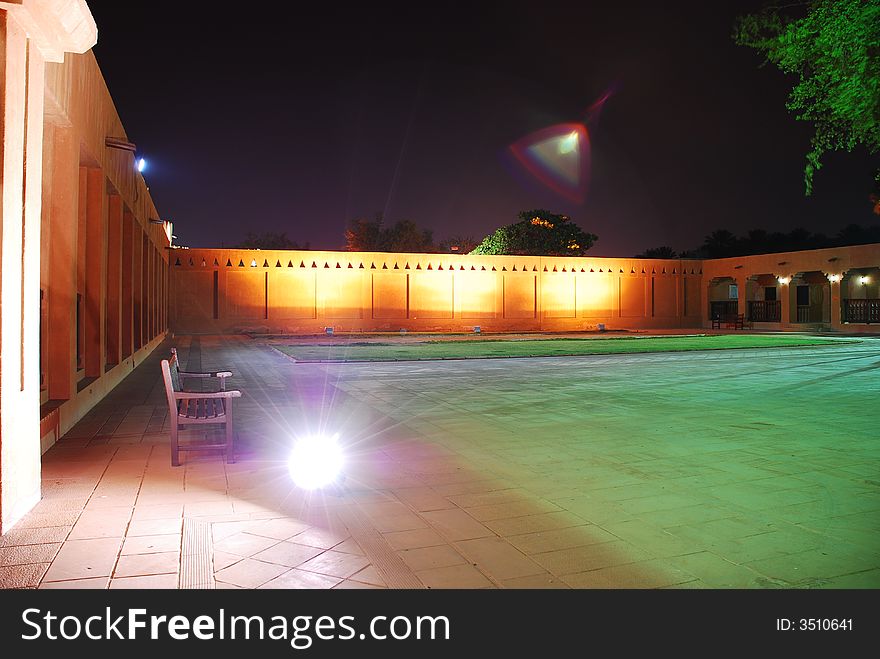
[161,358,179,415]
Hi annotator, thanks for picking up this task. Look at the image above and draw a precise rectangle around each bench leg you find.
[171,420,180,467]
[225,405,235,464]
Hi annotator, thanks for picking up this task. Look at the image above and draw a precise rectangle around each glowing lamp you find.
[288,434,344,490]
[777,276,790,286]
[137,158,146,172]
[859,276,869,285]
[827,274,840,283]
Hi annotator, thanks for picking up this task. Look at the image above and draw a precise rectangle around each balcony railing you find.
[748,300,780,322]
[843,299,880,324]
[710,300,738,321]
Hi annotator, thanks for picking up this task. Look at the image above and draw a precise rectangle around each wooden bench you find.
[169,347,232,391]
[162,350,240,466]
[711,313,750,330]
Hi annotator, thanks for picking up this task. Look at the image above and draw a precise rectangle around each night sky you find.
[88,1,879,256]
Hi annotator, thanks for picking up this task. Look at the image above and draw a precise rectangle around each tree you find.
[344,213,385,251]
[344,213,435,252]
[635,246,677,258]
[438,235,479,254]
[733,0,880,195]
[702,229,741,258]
[470,210,597,256]
[236,231,307,249]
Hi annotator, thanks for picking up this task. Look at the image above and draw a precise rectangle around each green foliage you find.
[733,0,880,194]
[237,231,307,249]
[344,213,435,252]
[470,209,597,256]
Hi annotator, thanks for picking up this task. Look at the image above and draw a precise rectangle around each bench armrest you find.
[174,390,242,400]
[179,371,233,378]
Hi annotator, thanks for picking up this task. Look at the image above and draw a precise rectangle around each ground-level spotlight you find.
[288,433,344,490]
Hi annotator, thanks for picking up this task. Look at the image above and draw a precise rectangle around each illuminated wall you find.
[701,243,880,331]
[171,250,703,334]
[0,2,171,532]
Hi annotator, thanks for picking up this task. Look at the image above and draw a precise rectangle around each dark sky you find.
[88,1,878,256]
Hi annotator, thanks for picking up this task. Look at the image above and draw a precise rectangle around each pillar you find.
[0,0,97,533]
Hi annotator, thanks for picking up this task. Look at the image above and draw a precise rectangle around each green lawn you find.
[275,334,855,362]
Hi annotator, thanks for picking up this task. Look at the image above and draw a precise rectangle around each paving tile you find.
[215,558,290,588]
[464,499,563,522]
[244,517,311,541]
[0,563,49,588]
[251,542,323,568]
[665,552,770,588]
[507,525,616,555]
[531,541,652,576]
[455,537,546,580]
[0,526,71,547]
[0,543,61,567]
[399,545,467,572]
[110,574,179,589]
[260,569,341,589]
[126,518,183,537]
[349,565,386,587]
[484,511,585,537]
[422,509,494,541]
[334,579,384,589]
[561,559,697,589]
[212,532,278,557]
[42,538,122,582]
[297,550,371,579]
[500,574,570,589]
[382,528,448,551]
[212,550,244,572]
[290,527,350,550]
[369,512,428,533]
[333,538,365,556]
[114,551,179,578]
[121,534,182,555]
[39,577,109,589]
[184,501,235,517]
[68,508,131,540]
[415,564,492,589]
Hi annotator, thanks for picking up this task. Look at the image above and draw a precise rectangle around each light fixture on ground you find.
[288,433,345,490]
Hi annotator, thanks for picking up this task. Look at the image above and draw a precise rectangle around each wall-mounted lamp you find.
[859,275,870,285]
[827,274,841,283]
[777,276,790,286]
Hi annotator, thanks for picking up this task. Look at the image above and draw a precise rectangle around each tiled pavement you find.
[1,333,878,589]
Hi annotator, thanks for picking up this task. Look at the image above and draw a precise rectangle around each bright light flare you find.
[288,433,344,490]
[137,158,147,172]
[508,122,590,203]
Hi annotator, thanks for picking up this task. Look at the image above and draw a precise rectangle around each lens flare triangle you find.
[509,122,589,203]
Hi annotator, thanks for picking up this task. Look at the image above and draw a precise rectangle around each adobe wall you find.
[170,249,704,334]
